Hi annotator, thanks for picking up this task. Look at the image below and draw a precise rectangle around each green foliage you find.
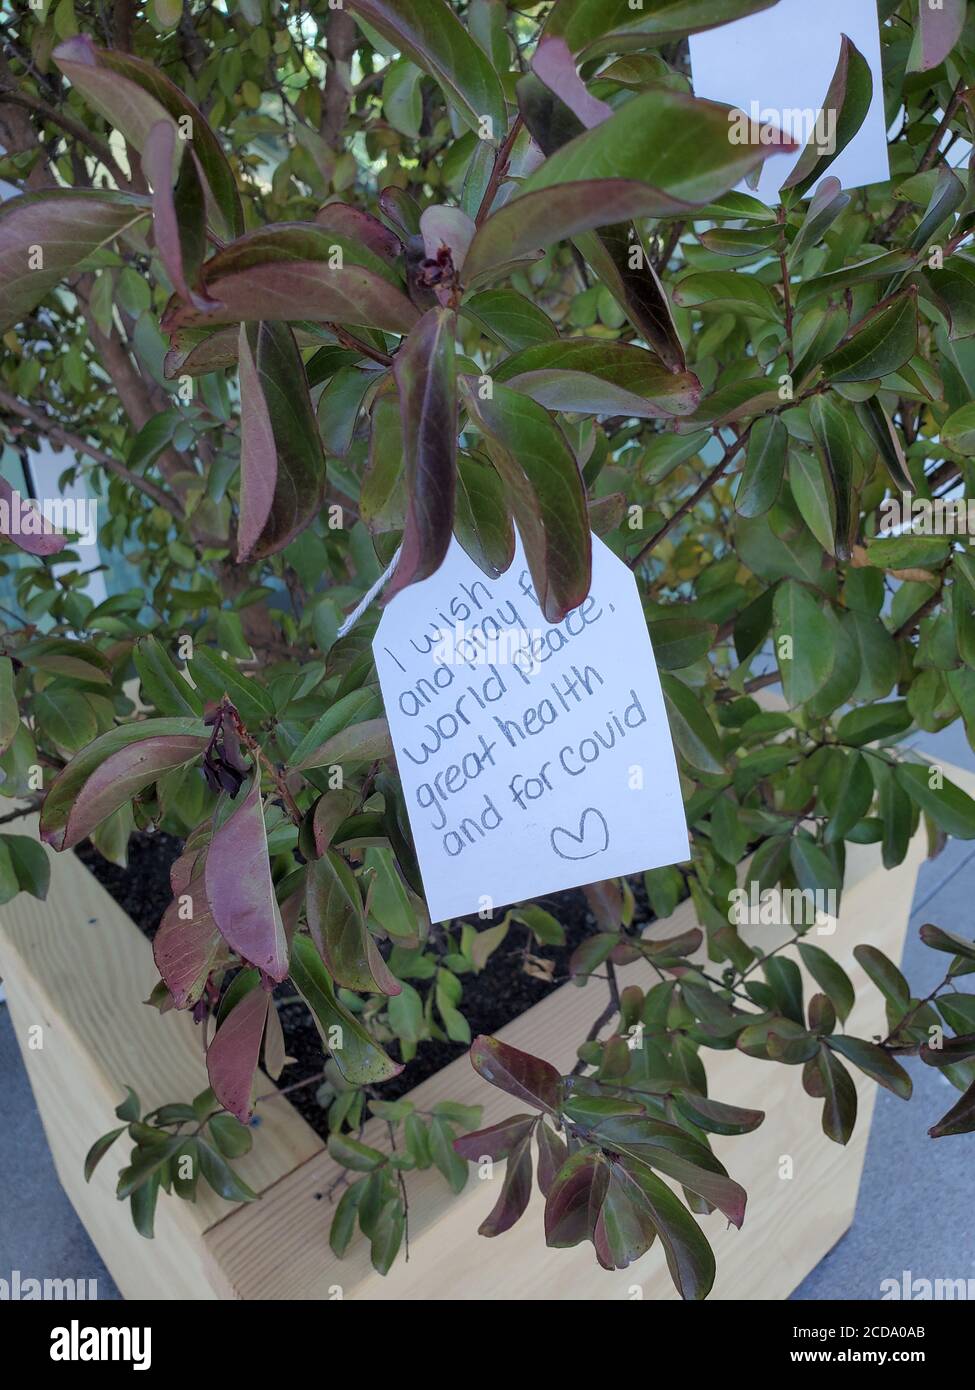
[3,0,975,1299]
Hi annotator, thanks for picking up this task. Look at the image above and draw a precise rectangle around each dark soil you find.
[73,831,637,1141]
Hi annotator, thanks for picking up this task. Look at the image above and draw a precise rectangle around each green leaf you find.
[429,1115,469,1193]
[672,271,779,325]
[84,1126,127,1182]
[459,378,590,622]
[808,395,858,561]
[942,401,975,456]
[773,580,835,706]
[660,672,724,774]
[462,289,559,352]
[134,635,203,716]
[306,851,399,995]
[454,451,515,579]
[0,834,51,901]
[826,1035,912,1100]
[736,414,786,517]
[208,1113,253,1159]
[495,338,700,419]
[188,647,274,727]
[465,87,790,281]
[348,0,507,139]
[328,1133,387,1172]
[0,656,19,757]
[370,1196,406,1274]
[289,934,403,1086]
[798,943,854,1023]
[918,922,975,962]
[897,763,975,839]
[821,290,918,383]
[197,1140,258,1203]
[543,0,781,58]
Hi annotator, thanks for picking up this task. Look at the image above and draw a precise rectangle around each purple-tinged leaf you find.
[929,1076,975,1137]
[236,321,325,562]
[464,180,700,286]
[420,205,476,275]
[613,1159,716,1300]
[53,35,242,237]
[40,719,208,851]
[781,36,873,198]
[0,476,68,556]
[478,1129,534,1237]
[818,1046,858,1145]
[671,1093,765,1137]
[143,120,210,309]
[0,189,149,335]
[153,870,224,1009]
[306,850,400,996]
[205,775,290,982]
[544,1147,609,1247]
[531,36,612,129]
[825,1035,912,1099]
[494,340,700,417]
[314,202,402,263]
[459,378,590,622]
[384,307,458,602]
[910,0,967,72]
[206,976,270,1122]
[453,1114,536,1161]
[161,225,418,335]
[469,1034,562,1113]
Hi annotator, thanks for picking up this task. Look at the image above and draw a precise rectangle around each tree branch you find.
[0,387,183,518]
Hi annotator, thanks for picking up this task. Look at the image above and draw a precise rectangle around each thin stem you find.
[474,114,524,227]
[0,387,182,519]
[629,430,750,570]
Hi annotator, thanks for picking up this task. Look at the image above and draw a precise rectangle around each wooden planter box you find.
[1,763,962,1301]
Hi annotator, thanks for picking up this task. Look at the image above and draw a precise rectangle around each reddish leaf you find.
[419,205,476,276]
[143,120,210,309]
[206,976,270,1122]
[53,35,242,237]
[453,1114,536,1161]
[544,1148,609,1247]
[614,1159,716,1300]
[495,340,700,417]
[469,1034,562,1113]
[40,719,208,851]
[204,775,290,982]
[531,36,612,130]
[384,307,458,602]
[0,189,148,335]
[152,871,223,1009]
[929,1077,975,1137]
[593,1166,658,1270]
[236,321,325,561]
[911,0,966,72]
[0,476,68,556]
[478,1129,534,1237]
[161,225,418,334]
[314,202,402,263]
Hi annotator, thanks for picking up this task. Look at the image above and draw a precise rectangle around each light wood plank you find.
[0,816,321,1299]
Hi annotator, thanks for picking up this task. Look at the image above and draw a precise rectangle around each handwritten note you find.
[689,0,890,204]
[373,534,688,923]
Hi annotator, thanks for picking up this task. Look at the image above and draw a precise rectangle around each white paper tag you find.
[688,0,890,204]
[373,534,689,923]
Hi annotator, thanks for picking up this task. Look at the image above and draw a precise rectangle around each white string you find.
[336,543,402,639]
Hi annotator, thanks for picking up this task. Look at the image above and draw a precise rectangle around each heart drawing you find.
[550,808,610,861]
